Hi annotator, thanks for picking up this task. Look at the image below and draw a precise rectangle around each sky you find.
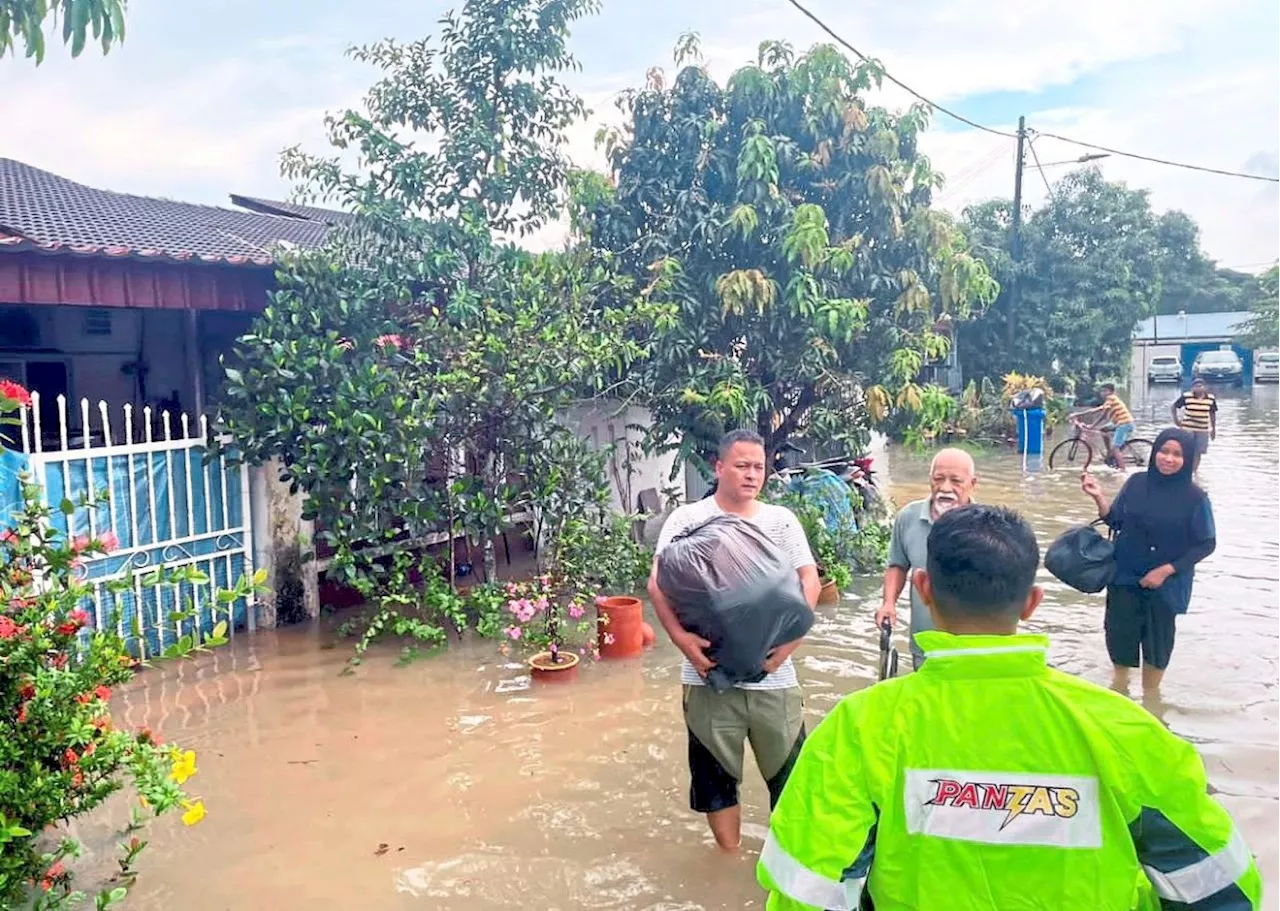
[1,0,1277,271]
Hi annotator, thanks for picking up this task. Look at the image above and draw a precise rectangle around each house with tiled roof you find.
[0,158,345,443]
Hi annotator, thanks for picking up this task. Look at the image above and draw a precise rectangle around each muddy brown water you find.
[72,385,1277,910]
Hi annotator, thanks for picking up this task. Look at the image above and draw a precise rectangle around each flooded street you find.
[85,385,1277,910]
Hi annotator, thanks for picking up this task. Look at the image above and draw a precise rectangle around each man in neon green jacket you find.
[758,504,1261,910]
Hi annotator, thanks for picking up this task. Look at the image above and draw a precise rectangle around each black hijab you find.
[1126,427,1204,521]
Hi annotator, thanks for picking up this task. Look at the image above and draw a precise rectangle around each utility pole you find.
[1007,115,1027,353]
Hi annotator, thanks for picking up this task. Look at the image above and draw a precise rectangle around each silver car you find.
[1193,350,1244,387]
[1147,355,1183,384]
[1255,351,1279,383]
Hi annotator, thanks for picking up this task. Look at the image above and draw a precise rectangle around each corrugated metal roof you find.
[228,194,356,227]
[0,158,331,266]
[1133,311,1252,342]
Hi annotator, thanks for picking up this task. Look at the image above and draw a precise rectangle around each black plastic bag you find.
[1045,520,1116,594]
[655,514,814,692]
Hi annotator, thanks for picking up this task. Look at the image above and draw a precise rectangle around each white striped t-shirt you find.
[654,497,815,690]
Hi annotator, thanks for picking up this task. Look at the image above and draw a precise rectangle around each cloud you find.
[0,0,1274,268]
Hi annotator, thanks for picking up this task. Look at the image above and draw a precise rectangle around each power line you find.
[781,0,1017,139]
[781,0,1280,185]
[1032,131,1278,183]
[1026,137,1055,197]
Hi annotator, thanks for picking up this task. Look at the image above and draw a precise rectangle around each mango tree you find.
[583,38,997,468]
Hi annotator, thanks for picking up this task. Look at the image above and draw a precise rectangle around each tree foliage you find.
[959,169,1161,383]
[216,0,665,661]
[960,169,1275,386]
[581,38,997,467]
[1237,265,1279,350]
[0,0,125,63]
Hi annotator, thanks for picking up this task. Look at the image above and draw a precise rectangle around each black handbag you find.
[1045,520,1116,594]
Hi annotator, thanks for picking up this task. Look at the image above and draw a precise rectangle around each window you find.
[83,308,113,336]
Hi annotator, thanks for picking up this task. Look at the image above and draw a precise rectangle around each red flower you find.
[95,685,112,701]
[0,615,21,639]
[137,726,155,744]
[40,860,65,891]
[0,379,31,408]
[72,771,84,788]
[17,704,28,723]
[63,747,79,767]
[52,653,69,669]
[56,608,92,635]
[19,682,35,699]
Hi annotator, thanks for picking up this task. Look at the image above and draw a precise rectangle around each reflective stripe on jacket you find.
[757,631,1262,911]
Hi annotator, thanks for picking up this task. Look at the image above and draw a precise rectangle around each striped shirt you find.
[1174,392,1217,431]
[1104,394,1134,426]
[655,497,815,690]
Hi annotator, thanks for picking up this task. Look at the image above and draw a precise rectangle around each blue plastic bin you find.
[1013,407,1045,455]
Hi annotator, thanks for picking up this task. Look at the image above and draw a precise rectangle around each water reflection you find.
[81,385,1275,909]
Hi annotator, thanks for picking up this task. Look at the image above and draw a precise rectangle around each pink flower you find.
[0,528,17,545]
[98,531,120,553]
[603,633,616,645]
[71,534,90,555]
[374,334,404,350]
[504,626,522,641]
[567,604,584,620]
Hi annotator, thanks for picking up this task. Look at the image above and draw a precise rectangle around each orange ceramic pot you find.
[529,650,580,683]
[596,595,645,659]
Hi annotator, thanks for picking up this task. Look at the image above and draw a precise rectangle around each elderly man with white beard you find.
[874,448,978,669]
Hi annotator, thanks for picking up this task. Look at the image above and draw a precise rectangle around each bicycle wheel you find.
[1049,437,1093,470]
[1121,438,1153,467]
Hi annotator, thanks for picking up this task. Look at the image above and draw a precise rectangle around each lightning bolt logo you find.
[1000,785,1035,830]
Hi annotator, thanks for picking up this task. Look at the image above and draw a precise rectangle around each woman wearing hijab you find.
[1081,427,1216,697]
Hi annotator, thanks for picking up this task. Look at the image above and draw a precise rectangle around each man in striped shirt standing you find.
[648,429,821,852]
[1173,378,1218,469]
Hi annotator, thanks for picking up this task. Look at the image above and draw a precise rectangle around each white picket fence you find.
[4,394,256,658]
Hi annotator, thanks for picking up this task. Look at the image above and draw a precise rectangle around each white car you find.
[1255,351,1279,383]
[1147,355,1183,384]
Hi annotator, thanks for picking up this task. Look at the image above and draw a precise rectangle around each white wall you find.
[559,401,679,515]
[1130,343,1184,390]
[0,305,195,436]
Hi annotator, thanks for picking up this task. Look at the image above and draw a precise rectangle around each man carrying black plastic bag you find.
[649,430,820,853]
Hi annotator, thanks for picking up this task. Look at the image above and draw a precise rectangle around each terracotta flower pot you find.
[818,579,840,605]
[529,650,580,683]
[595,595,645,659]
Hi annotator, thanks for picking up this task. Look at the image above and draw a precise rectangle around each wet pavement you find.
[76,384,1277,909]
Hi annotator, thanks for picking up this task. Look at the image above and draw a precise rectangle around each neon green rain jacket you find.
[758,631,1262,911]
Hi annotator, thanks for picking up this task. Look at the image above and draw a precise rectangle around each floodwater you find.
[74,384,1277,910]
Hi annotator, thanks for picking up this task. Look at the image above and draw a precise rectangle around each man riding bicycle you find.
[1073,383,1135,470]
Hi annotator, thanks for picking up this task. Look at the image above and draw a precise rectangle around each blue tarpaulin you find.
[1,443,250,657]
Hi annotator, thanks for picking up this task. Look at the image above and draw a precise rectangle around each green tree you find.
[1154,211,1265,315]
[216,0,667,660]
[959,168,1161,384]
[1,0,125,62]
[583,38,996,468]
[1237,264,1278,350]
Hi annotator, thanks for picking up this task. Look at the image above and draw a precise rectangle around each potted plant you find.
[578,514,656,657]
[499,519,601,682]
[768,485,856,604]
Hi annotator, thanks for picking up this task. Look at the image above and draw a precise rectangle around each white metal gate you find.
[5,393,256,658]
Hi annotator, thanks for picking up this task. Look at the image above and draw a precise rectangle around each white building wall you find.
[559,401,679,515]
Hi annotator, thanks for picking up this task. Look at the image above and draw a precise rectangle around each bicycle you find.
[1048,417,1153,470]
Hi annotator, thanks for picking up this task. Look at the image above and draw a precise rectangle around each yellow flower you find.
[170,750,197,785]
[181,800,206,826]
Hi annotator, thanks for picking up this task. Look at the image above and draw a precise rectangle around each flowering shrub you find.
[498,574,601,663]
[1,386,259,908]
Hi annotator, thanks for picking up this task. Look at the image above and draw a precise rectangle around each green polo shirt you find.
[888,498,935,651]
